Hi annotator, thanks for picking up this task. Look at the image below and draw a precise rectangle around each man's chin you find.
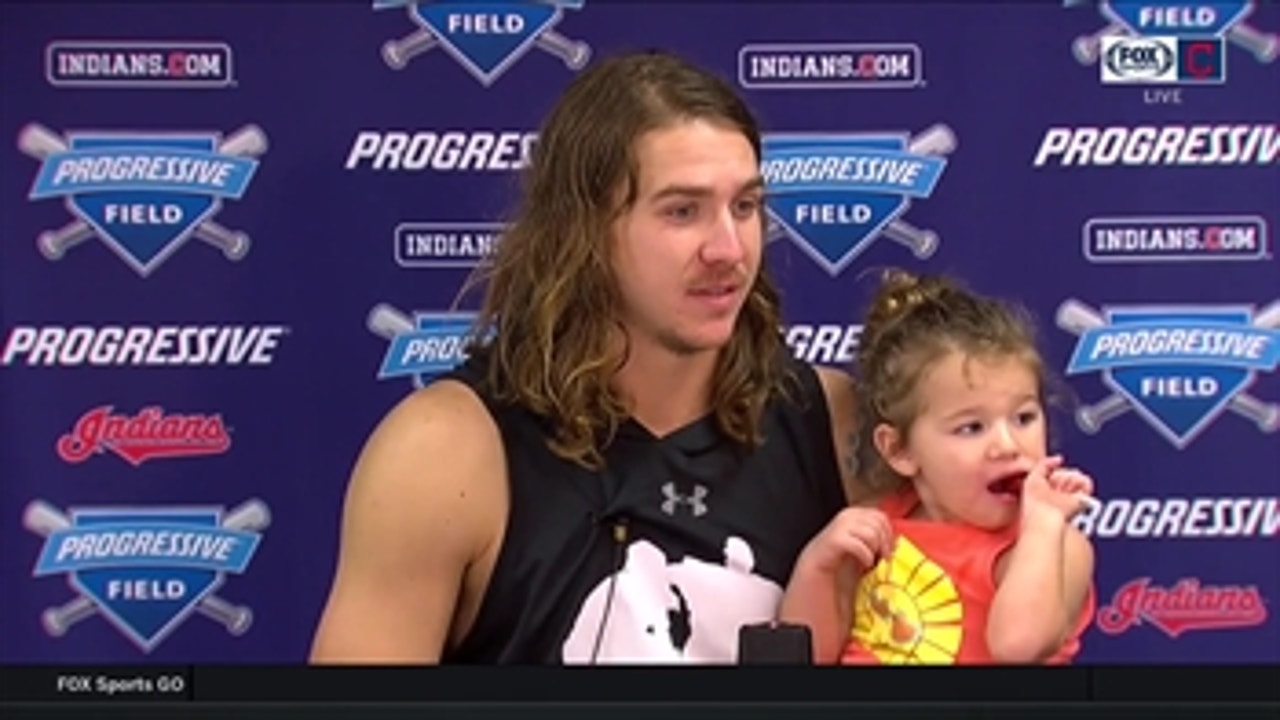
[659,327,735,357]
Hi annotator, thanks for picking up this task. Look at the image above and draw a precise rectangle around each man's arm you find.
[814,365,864,504]
[785,366,883,662]
[310,381,506,663]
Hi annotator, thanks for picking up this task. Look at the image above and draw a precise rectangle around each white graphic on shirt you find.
[561,536,783,664]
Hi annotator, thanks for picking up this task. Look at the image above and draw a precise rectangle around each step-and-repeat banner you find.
[1,1,1276,665]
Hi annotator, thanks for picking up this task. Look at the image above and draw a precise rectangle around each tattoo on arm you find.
[844,431,860,478]
[844,430,869,506]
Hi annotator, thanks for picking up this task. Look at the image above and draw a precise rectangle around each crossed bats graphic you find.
[1056,299,1280,435]
[17,123,266,263]
[765,123,955,263]
[24,499,270,639]
[382,7,590,71]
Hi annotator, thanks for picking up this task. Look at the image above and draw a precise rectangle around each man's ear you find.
[873,423,918,479]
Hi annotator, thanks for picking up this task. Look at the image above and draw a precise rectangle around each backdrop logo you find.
[737,43,924,90]
[1096,577,1268,638]
[26,498,269,652]
[1070,1,1277,83]
[1032,124,1279,167]
[1099,36,1182,83]
[45,41,235,89]
[1074,496,1280,539]
[57,406,232,467]
[20,123,267,276]
[785,324,863,365]
[395,221,504,268]
[368,303,491,387]
[345,130,537,172]
[761,124,953,276]
[1058,298,1280,447]
[374,0,590,85]
[1083,214,1269,262]
[1,324,289,367]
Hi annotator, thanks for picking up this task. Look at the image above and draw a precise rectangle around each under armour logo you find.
[661,482,709,517]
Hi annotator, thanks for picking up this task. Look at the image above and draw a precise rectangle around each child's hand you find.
[1021,455,1095,524]
[797,507,895,577]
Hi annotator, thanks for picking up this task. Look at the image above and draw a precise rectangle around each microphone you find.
[737,621,813,665]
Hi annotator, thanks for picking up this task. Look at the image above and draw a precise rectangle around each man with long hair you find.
[311,50,858,664]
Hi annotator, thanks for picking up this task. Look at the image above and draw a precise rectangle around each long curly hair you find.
[459,50,790,470]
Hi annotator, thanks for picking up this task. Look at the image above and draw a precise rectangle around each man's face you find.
[610,118,764,357]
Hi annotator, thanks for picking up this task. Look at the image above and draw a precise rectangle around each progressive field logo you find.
[1058,298,1280,447]
[20,123,266,276]
[27,498,269,652]
[368,303,485,387]
[761,124,953,276]
[374,0,590,85]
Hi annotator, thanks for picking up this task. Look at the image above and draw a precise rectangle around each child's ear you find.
[873,423,918,479]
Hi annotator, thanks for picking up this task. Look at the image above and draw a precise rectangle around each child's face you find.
[881,350,1047,529]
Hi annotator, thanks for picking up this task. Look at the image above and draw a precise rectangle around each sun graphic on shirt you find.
[850,535,964,664]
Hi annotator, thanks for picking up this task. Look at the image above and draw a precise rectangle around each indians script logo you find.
[57,406,232,467]
[761,124,952,277]
[368,303,490,387]
[374,0,591,85]
[1068,1,1277,73]
[20,123,266,276]
[26,498,269,652]
[1096,577,1268,638]
[1058,297,1280,448]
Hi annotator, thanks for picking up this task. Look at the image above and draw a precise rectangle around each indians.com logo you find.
[1096,577,1268,639]
[57,406,231,467]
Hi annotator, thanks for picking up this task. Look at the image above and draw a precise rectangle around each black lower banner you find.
[2,702,1280,720]
[4,665,1279,704]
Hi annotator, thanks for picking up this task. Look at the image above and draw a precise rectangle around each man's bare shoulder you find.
[812,365,856,439]
[380,378,496,437]
[350,379,506,522]
[309,379,506,663]
[812,365,855,408]
[378,377,501,448]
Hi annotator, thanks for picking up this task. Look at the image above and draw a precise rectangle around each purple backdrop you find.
[1,1,1276,665]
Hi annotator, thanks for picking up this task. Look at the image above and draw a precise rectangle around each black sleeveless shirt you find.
[439,351,846,664]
